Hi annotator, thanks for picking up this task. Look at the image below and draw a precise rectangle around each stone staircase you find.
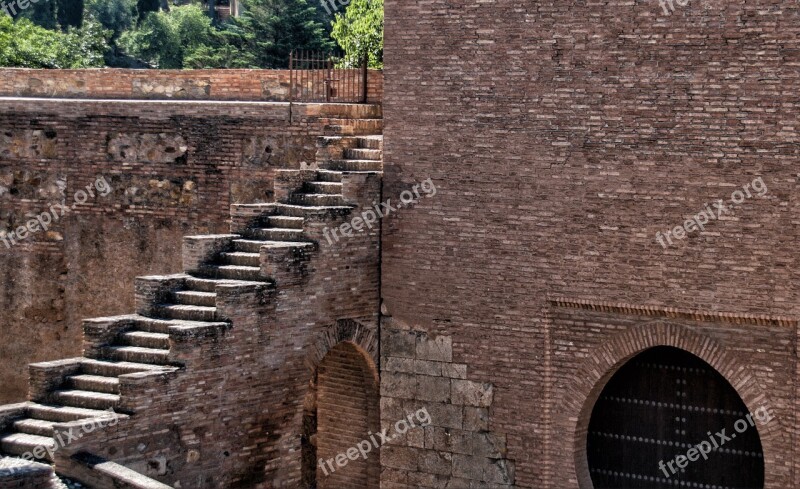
[0,113,383,488]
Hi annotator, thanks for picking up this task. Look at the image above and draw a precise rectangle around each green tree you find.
[233,0,333,68]
[57,0,83,28]
[136,0,158,22]
[16,0,58,29]
[85,0,136,39]
[0,14,109,67]
[331,0,382,68]
[118,4,245,68]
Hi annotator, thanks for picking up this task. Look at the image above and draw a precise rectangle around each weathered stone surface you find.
[416,375,451,403]
[416,335,452,363]
[451,380,493,408]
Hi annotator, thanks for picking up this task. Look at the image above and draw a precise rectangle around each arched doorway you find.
[302,341,380,489]
[587,346,764,489]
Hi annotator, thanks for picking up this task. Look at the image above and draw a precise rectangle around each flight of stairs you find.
[0,115,383,486]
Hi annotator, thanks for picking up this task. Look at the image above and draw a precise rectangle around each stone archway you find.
[301,320,380,489]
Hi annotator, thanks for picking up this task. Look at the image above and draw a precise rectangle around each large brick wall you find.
[382,0,800,487]
[0,69,384,104]
[0,98,366,403]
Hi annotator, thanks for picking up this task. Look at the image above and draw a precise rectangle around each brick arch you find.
[556,321,784,489]
[301,320,380,489]
[304,319,379,374]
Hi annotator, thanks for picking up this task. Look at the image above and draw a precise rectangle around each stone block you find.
[416,375,451,403]
[463,407,490,432]
[382,328,417,359]
[417,335,452,362]
[381,446,419,471]
[418,449,452,476]
[381,372,416,399]
[451,380,494,407]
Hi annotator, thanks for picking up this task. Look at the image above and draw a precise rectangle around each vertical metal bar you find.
[362,52,369,103]
[289,50,294,103]
[310,50,314,101]
[303,50,307,102]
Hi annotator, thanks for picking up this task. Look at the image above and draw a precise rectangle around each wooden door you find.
[587,346,764,489]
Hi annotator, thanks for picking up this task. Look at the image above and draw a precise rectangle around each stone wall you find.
[0,69,384,104]
[0,98,367,403]
[380,324,515,488]
[382,0,800,486]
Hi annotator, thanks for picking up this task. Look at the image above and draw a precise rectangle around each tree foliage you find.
[16,0,58,29]
[118,5,252,68]
[57,0,83,28]
[0,14,109,67]
[331,0,382,68]
[232,0,334,68]
[85,0,136,39]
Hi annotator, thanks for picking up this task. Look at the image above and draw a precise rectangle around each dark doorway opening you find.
[587,346,764,489]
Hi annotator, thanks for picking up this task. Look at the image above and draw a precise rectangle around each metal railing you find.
[289,50,369,103]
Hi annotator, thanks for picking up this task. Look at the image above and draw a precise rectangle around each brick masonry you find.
[0,69,384,104]
[0,98,378,404]
[382,0,800,487]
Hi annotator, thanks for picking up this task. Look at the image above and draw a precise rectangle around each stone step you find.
[80,359,167,378]
[53,390,120,411]
[196,265,265,282]
[13,418,55,438]
[232,240,315,254]
[290,193,347,207]
[314,104,382,119]
[326,159,383,172]
[173,290,217,307]
[26,403,112,423]
[105,346,171,365]
[316,170,343,183]
[184,276,265,292]
[155,304,217,322]
[67,375,120,395]
[0,433,55,462]
[357,136,383,150]
[266,216,304,229]
[305,181,343,195]
[219,251,261,267]
[344,148,382,160]
[265,203,353,218]
[120,331,170,350]
[245,228,305,241]
[323,118,383,136]
[125,316,228,335]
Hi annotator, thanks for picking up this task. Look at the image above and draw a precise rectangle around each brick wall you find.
[0,98,366,403]
[50,174,382,487]
[0,69,384,104]
[382,0,800,487]
[316,342,380,488]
